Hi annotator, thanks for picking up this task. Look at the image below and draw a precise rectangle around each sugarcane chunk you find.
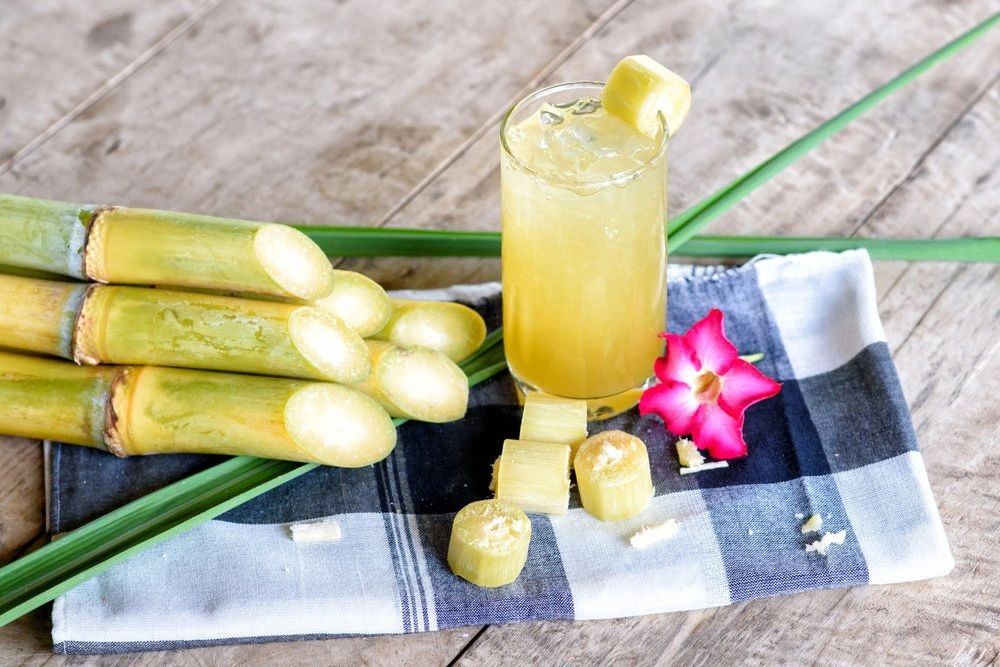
[312,270,392,338]
[574,430,654,521]
[519,394,588,463]
[495,439,571,515]
[375,300,487,362]
[448,499,531,587]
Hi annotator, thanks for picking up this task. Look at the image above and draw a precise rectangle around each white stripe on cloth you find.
[756,249,886,379]
[52,514,406,644]
[550,491,731,620]
[833,451,954,585]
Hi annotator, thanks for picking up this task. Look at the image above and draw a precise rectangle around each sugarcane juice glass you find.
[501,82,667,419]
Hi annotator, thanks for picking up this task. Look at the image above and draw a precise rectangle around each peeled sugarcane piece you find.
[108,365,397,467]
[0,351,116,447]
[519,394,588,464]
[374,299,487,362]
[0,194,94,278]
[448,499,531,588]
[574,431,654,521]
[311,270,392,337]
[0,273,86,358]
[495,439,571,515]
[74,285,371,383]
[355,341,468,422]
[85,206,335,300]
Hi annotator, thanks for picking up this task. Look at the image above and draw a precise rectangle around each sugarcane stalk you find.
[356,341,468,422]
[0,194,94,278]
[0,351,116,447]
[107,365,396,467]
[0,194,336,299]
[73,283,371,383]
[311,270,392,337]
[85,206,335,299]
[0,351,397,467]
[0,274,87,358]
[373,299,488,362]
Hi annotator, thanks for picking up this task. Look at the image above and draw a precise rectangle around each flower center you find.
[692,370,723,403]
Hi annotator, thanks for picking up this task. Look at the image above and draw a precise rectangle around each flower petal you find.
[684,309,738,375]
[639,381,700,435]
[654,333,700,385]
[718,359,782,418]
[692,403,747,459]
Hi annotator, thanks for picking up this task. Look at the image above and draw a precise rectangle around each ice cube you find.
[539,103,564,126]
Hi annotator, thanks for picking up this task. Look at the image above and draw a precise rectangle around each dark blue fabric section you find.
[800,342,919,472]
[418,512,574,628]
[701,476,869,601]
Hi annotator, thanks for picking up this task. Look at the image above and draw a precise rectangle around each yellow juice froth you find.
[501,98,667,401]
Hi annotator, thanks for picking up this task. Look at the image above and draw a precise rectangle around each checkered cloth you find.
[48,250,952,654]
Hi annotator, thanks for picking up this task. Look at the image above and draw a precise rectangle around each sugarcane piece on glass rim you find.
[519,393,588,465]
[73,283,371,383]
[574,431,654,521]
[373,299,487,362]
[311,269,392,337]
[108,365,396,467]
[0,273,87,358]
[355,341,468,422]
[0,351,116,447]
[448,499,531,588]
[495,439,571,515]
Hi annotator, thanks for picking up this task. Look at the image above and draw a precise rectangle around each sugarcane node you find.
[102,365,136,459]
[70,283,105,366]
[81,205,120,285]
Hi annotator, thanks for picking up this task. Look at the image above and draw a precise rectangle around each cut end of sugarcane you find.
[602,55,691,137]
[284,383,397,467]
[374,344,469,422]
[448,499,531,588]
[288,307,372,384]
[379,300,487,362]
[254,224,336,301]
[574,430,654,521]
[312,270,392,337]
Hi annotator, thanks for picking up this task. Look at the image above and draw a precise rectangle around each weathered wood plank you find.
[0,0,217,171]
[0,0,620,224]
[457,57,1000,667]
[338,0,1000,289]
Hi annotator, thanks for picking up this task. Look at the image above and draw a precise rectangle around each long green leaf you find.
[0,335,507,627]
[298,226,1000,264]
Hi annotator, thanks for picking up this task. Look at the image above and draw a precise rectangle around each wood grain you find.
[0,0,217,173]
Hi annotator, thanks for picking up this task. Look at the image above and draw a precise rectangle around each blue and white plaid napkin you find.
[48,250,953,654]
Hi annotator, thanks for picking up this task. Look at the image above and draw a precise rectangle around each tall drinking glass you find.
[500,82,668,419]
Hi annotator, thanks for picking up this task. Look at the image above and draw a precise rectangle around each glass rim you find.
[500,80,668,188]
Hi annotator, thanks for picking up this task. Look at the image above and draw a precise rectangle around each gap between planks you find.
[0,0,228,178]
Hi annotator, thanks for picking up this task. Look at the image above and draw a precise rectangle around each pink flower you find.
[639,309,781,459]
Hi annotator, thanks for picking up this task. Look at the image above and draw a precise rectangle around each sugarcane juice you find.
[501,85,667,416]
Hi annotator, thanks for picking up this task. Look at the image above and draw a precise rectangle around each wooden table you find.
[1,1,997,663]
